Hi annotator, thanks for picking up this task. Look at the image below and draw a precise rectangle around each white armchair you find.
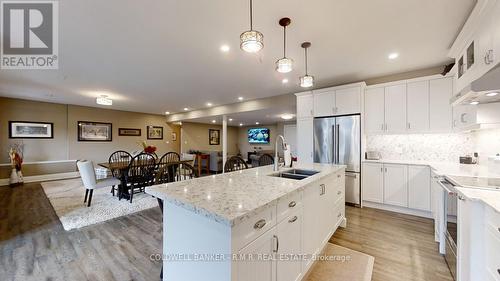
[77,160,121,207]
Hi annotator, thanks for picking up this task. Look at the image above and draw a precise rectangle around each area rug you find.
[307,243,374,281]
[41,178,157,231]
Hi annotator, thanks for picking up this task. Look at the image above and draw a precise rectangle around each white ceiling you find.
[187,106,296,127]
[0,0,475,115]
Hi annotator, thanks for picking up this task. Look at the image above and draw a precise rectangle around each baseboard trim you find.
[362,201,433,219]
[0,171,80,187]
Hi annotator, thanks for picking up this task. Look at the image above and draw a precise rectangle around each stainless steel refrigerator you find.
[313,115,361,205]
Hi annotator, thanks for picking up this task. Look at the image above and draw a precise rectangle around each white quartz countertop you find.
[146,163,345,227]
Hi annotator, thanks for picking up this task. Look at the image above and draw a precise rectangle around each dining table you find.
[98,159,193,200]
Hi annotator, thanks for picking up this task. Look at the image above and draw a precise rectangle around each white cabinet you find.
[408,165,431,211]
[302,181,322,270]
[313,90,335,117]
[276,211,302,281]
[237,229,277,281]
[384,84,407,133]
[296,92,313,119]
[383,164,408,207]
[296,118,313,163]
[362,163,384,203]
[407,81,429,132]
[364,87,385,134]
[335,87,361,115]
[429,77,453,132]
[453,104,477,129]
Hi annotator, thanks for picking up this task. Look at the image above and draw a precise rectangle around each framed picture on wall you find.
[172,132,177,141]
[209,129,220,145]
[147,126,163,140]
[9,121,54,139]
[78,121,112,141]
[118,128,141,136]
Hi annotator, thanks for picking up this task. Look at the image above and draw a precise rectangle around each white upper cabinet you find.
[408,165,431,211]
[335,87,361,115]
[296,92,313,119]
[429,77,453,132]
[384,84,407,133]
[407,81,429,132]
[364,87,385,134]
[313,89,335,117]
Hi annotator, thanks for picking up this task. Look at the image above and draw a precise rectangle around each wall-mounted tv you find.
[248,128,270,144]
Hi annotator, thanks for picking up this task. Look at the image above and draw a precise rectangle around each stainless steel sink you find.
[268,169,320,180]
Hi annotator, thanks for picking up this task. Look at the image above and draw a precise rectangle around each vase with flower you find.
[8,143,24,187]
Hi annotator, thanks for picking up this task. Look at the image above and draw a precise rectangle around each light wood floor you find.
[330,206,453,281]
[0,182,452,281]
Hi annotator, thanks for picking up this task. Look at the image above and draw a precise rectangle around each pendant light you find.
[299,42,314,88]
[275,18,293,73]
[240,0,263,53]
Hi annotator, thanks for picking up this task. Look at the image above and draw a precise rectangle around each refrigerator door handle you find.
[332,125,337,164]
[335,124,340,164]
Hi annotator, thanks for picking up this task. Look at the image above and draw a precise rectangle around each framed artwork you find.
[172,132,177,141]
[118,128,141,136]
[9,121,54,139]
[147,126,163,140]
[209,129,220,145]
[78,121,112,141]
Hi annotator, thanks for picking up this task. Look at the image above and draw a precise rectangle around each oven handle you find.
[438,180,456,195]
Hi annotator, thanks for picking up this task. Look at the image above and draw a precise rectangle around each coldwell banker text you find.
[1,1,58,69]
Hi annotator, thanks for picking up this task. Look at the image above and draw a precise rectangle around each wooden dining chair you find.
[224,156,248,173]
[77,160,121,207]
[125,153,156,203]
[258,153,275,166]
[175,163,197,181]
[156,152,181,184]
[108,150,132,196]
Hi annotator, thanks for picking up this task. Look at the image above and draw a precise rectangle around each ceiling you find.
[0,0,476,115]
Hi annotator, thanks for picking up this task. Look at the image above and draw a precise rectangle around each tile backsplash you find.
[366,129,500,163]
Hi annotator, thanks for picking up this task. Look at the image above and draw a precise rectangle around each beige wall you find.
[0,97,180,177]
[180,122,239,155]
[238,124,278,158]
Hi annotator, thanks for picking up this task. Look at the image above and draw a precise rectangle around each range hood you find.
[451,64,500,106]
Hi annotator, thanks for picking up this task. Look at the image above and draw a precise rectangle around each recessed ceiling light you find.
[220,45,230,52]
[470,101,479,105]
[238,97,244,101]
[96,95,112,106]
[255,122,260,125]
[486,92,499,97]
[229,118,233,121]
[282,78,289,84]
[207,102,213,107]
[388,53,399,60]
[239,123,243,126]
[281,114,293,120]
[211,120,216,123]
[183,107,189,111]
[165,111,170,115]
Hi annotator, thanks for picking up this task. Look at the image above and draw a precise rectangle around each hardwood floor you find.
[0,183,452,281]
[330,206,453,281]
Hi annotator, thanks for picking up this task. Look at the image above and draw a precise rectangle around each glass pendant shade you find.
[275,57,293,73]
[300,75,314,88]
[240,30,264,53]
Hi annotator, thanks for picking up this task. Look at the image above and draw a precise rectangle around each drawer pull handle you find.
[497,227,500,233]
[337,191,342,195]
[254,219,266,229]
[497,268,500,276]
[288,201,297,208]
[337,213,342,218]
[288,216,298,223]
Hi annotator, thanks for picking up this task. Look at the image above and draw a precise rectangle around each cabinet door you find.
[492,1,500,68]
[313,90,335,117]
[296,93,313,119]
[429,78,453,132]
[385,84,407,132]
[364,87,385,134]
[407,81,429,132]
[335,87,361,115]
[453,105,477,129]
[408,165,431,211]
[237,229,277,281]
[276,212,302,281]
[362,163,384,203]
[302,183,321,272]
[296,118,313,163]
[383,164,408,207]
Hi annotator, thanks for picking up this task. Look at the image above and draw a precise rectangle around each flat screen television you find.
[248,128,270,144]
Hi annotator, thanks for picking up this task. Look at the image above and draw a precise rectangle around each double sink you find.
[269,169,320,180]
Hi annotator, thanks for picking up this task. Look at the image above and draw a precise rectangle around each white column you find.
[222,115,228,173]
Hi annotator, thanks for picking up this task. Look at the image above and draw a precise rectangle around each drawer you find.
[486,207,500,236]
[277,190,302,222]
[233,204,276,250]
[324,172,344,196]
[485,225,500,280]
[333,199,345,225]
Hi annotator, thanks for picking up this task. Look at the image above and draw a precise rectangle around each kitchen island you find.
[146,163,346,281]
